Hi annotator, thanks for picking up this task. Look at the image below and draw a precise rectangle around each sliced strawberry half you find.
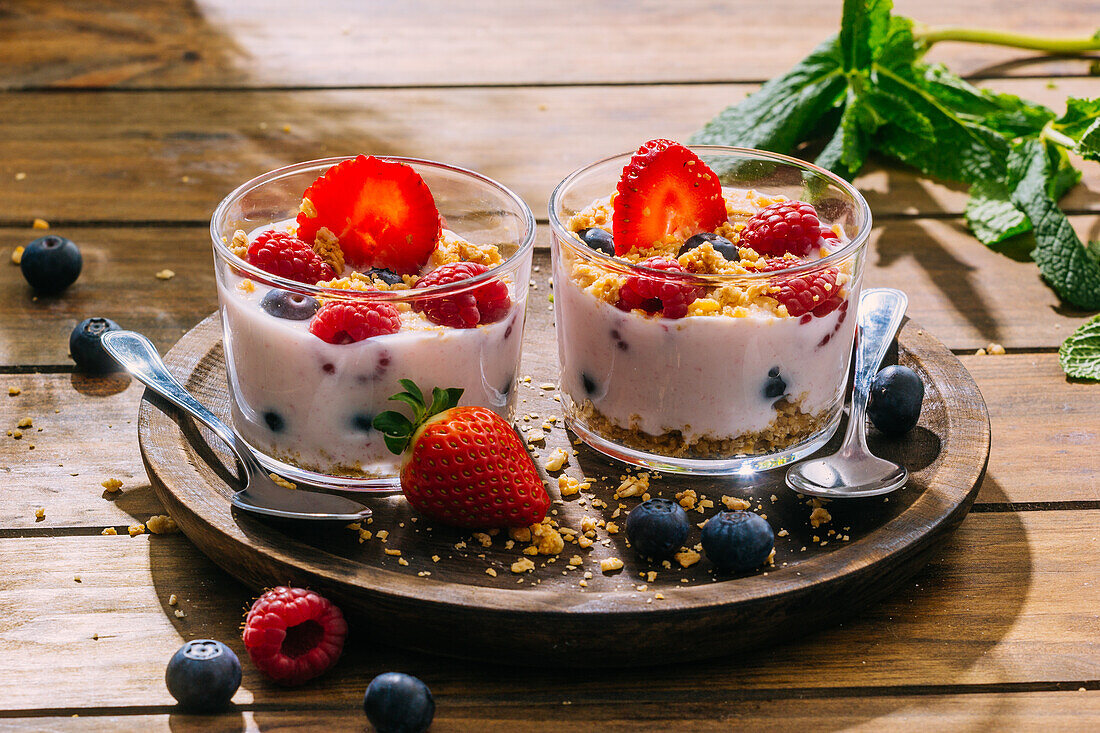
[611,139,727,255]
[296,155,442,275]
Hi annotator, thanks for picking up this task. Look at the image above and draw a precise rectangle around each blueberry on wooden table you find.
[364,672,435,733]
[867,365,924,435]
[20,235,82,293]
[625,498,691,560]
[701,510,774,573]
[164,639,241,712]
[69,317,121,373]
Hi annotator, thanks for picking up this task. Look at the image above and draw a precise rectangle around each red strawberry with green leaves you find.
[374,380,549,528]
[296,155,442,275]
[612,139,728,255]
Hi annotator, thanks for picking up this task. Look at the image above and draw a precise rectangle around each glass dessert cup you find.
[211,157,536,491]
[548,146,871,475]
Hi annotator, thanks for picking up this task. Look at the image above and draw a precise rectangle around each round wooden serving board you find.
[139,313,989,666]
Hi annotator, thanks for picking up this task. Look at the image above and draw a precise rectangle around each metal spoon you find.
[785,288,909,498]
[102,330,372,521]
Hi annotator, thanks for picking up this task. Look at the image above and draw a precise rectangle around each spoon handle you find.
[101,330,247,469]
[843,288,908,454]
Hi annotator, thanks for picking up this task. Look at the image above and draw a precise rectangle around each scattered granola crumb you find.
[10,246,23,265]
[146,515,179,534]
[605,522,620,534]
[73,575,81,583]
[398,557,409,566]
[101,478,123,493]
[17,417,32,428]
[417,571,431,577]
[268,473,297,490]
[511,558,535,574]
[237,278,255,294]
[778,528,789,537]
[431,555,440,563]
[384,548,402,556]
[809,500,832,528]
[600,557,624,573]
[155,269,175,280]
[358,529,372,543]
[14,172,26,181]
[485,567,498,577]
[174,609,186,619]
[34,507,45,520]
[524,427,546,444]
[568,555,583,566]
[986,342,1006,355]
[8,387,20,396]
[127,524,145,537]
[472,532,493,548]
[721,495,751,511]
[12,429,23,439]
[101,527,117,535]
[377,530,390,541]
[33,218,49,230]
[529,520,565,555]
[974,348,987,356]
[168,594,178,606]
[675,549,701,568]
[543,447,569,472]
[617,473,650,498]
[557,474,588,497]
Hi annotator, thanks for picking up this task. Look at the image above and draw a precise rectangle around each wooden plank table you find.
[1,1,1097,729]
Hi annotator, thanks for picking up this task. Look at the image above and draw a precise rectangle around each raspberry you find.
[741,201,830,257]
[616,257,703,319]
[247,230,336,284]
[309,301,401,344]
[242,586,347,686]
[764,260,844,318]
[413,262,511,328]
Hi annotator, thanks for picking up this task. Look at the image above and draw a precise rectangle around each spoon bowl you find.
[786,288,909,499]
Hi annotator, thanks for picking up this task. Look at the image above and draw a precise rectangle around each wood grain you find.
[1,511,1097,710]
[1,224,1095,371]
[6,691,1100,731]
[0,79,1097,225]
[2,1,1096,89]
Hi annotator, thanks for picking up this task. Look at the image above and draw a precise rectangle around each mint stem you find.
[913,24,1100,54]
[1040,122,1078,150]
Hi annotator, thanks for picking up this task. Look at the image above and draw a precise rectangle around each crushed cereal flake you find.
[674,549,701,568]
[599,557,624,573]
[101,527,117,536]
[146,515,179,534]
[168,594,178,606]
[511,558,535,574]
[617,473,650,498]
[128,524,145,537]
[398,557,409,566]
[384,548,402,556]
[17,417,32,428]
[268,473,297,490]
[721,495,751,511]
[34,507,45,520]
[10,246,23,265]
[174,609,186,619]
[155,269,175,280]
[101,478,123,493]
[485,567,498,577]
[9,387,21,395]
[33,218,49,229]
[542,447,569,472]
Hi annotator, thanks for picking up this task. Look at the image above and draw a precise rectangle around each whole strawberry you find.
[374,380,549,528]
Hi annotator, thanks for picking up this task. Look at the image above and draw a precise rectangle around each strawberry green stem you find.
[913,24,1100,54]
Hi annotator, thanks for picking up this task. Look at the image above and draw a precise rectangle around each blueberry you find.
[263,411,285,432]
[581,372,597,395]
[69,317,121,373]
[701,510,774,573]
[260,289,319,320]
[20,235,82,293]
[369,268,405,286]
[625,498,691,560]
[677,232,737,261]
[352,413,374,432]
[762,367,786,399]
[867,365,924,435]
[364,672,435,733]
[165,639,241,712]
[578,228,614,255]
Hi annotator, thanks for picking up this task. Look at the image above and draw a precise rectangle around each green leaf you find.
[397,378,424,407]
[426,386,464,418]
[917,65,1054,137]
[690,37,846,155]
[1051,97,1100,161]
[840,0,892,72]
[965,181,1032,246]
[372,411,412,437]
[388,392,426,421]
[1010,139,1100,309]
[1060,314,1100,380]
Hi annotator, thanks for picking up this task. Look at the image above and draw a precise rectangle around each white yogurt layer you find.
[553,250,859,445]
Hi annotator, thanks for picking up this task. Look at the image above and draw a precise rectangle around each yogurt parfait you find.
[548,140,870,474]
[211,156,535,489]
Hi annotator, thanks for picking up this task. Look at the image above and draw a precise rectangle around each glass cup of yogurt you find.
[548,144,871,474]
[211,156,535,490]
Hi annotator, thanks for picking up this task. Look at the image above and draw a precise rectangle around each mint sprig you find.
[692,0,1100,378]
[372,379,464,455]
[1060,314,1100,380]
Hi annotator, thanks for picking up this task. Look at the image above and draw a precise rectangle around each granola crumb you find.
[230,230,249,258]
[674,549,701,568]
[127,524,145,537]
[168,594,178,606]
[146,515,178,534]
[155,269,175,280]
[14,172,26,181]
[299,197,318,218]
[568,555,584,566]
[431,555,440,563]
[33,507,44,520]
[600,557,624,573]
[268,473,297,490]
[174,609,186,619]
[101,478,123,493]
[557,474,588,497]
[384,548,402,556]
[524,427,546,444]
[809,501,832,528]
[542,447,569,472]
[974,348,987,356]
[530,520,565,555]
[617,473,650,498]
[10,246,23,265]
[398,557,409,566]
[101,527,117,535]
[237,278,255,293]
[312,226,345,275]
[8,387,20,396]
[511,558,535,574]
[33,218,49,230]
[986,342,1006,355]
[17,417,32,428]
[777,528,789,537]
[485,567,498,577]
[721,495,751,511]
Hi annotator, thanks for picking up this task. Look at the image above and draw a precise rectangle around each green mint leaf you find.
[918,65,1054,137]
[1010,139,1100,309]
[1059,314,1100,380]
[1052,97,1100,162]
[690,36,846,154]
[840,0,892,71]
[965,181,1032,246]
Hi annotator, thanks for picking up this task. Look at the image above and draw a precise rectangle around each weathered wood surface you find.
[2,511,1097,711]
[0,79,1097,225]
[2,0,1096,89]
